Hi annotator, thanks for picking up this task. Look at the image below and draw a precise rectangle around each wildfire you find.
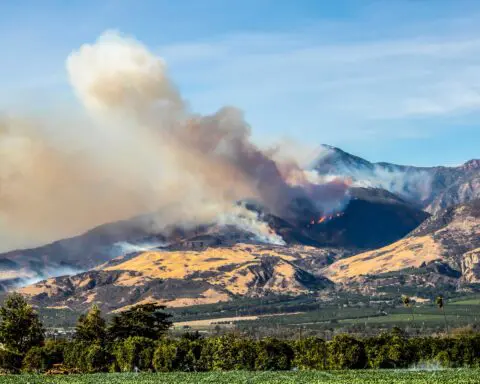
[308,212,344,227]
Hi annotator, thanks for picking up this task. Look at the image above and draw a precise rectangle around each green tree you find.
[75,305,107,344]
[153,340,177,372]
[327,335,367,369]
[293,336,327,370]
[153,336,205,372]
[199,334,256,371]
[0,349,23,373]
[365,328,411,369]
[22,346,47,373]
[402,295,415,326]
[107,303,172,342]
[0,293,44,355]
[42,339,67,369]
[113,336,155,372]
[255,338,294,371]
[436,295,449,335]
[64,341,108,373]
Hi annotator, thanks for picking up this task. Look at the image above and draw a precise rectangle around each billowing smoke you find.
[217,204,286,245]
[0,31,349,252]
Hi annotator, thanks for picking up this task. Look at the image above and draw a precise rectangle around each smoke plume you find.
[0,31,348,252]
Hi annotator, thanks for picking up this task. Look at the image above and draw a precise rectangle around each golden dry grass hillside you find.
[19,244,338,312]
[324,200,480,284]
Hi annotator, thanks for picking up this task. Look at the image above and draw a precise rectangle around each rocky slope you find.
[323,199,480,292]
[312,145,480,214]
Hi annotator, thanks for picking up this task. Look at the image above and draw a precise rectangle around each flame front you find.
[308,212,344,227]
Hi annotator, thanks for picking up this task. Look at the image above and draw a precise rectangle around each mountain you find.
[299,187,428,249]
[17,199,479,311]
[0,186,427,291]
[323,199,480,293]
[0,214,167,290]
[311,145,480,214]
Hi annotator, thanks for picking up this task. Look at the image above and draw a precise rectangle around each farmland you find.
[0,370,478,384]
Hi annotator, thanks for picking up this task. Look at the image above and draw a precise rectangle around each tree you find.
[293,337,327,370]
[75,305,107,344]
[153,340,178,372]
[327,335,367,369]
[22,346,47,373]
[64,341,108,373]
[255,338,294,371]
[199,334,256,371]
[113,336,155,372]
[0,293,44,355]
[436,295,449,335]
[107,303,172,342]
[365,328,411,369]
[402,295,415,326]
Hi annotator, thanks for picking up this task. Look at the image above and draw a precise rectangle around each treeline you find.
[1,293,480,373]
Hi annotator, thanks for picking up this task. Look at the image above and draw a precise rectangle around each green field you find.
[0,371,478,384]
[450,298,480,305]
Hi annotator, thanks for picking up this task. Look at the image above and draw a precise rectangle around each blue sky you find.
[1,0,480,166]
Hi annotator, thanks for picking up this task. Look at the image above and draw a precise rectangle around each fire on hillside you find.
[308,212,344,226]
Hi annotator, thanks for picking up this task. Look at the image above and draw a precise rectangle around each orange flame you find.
[310,212,344,226]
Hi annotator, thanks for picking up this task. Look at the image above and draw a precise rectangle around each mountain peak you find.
[313,144,373,172]
[460,159,480,171]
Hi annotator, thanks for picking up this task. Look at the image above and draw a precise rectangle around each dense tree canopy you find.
[75,305,107,344]
[0,293,44,355]
[107,303,172,341]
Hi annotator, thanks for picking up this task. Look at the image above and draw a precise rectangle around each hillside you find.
[323,199,480,292]
[19,244,340,312]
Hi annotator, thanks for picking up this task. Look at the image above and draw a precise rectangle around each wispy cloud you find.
[156,18,480,144]
[1,1,480,162]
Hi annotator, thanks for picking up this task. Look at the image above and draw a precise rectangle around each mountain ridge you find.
[312,144,480,213]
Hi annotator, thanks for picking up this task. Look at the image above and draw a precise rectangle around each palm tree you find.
[436,295,449,335]
[402,295,415,326]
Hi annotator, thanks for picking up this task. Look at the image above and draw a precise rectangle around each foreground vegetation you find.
[1,293,480,375]
[0,370,478,384]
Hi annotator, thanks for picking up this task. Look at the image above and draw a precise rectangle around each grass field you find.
[0,370,478,384]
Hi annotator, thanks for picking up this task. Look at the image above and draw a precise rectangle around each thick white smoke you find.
[216,205,286,246]
[0,31,349,252]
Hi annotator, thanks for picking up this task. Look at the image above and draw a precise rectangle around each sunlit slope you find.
[324,199,480,284]
[324,235,443,282]
[19,244,337,312]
